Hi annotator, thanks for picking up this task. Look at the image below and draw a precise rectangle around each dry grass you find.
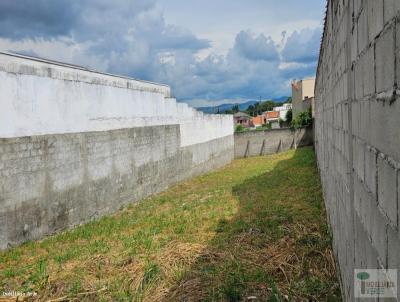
[0,147,341,301]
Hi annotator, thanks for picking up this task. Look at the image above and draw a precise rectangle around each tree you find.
[286,97,292,103]
[247,105,255,115]
[259,100,275,112]
[291,110,312,129]
[286,109,293,124]
[232,104,239,113]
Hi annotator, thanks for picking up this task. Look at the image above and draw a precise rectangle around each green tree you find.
[232,104,239,113]
[291,110,312,129]
[286,109,293,124]
[259,100,275,112]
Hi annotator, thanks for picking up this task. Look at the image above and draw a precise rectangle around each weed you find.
[0,148,340,301]
[28,259,49,290]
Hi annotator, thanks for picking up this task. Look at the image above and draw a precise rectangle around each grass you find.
[0,147,341,301]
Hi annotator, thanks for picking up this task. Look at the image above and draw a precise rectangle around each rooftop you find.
[265,111,280,119]
[233,111,251,118]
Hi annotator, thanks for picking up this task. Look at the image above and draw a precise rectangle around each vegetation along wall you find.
[315,0,400,300]
[0,52,234,249]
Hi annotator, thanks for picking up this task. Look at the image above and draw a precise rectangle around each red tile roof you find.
[265,111,279,119]
[252,115,264,125]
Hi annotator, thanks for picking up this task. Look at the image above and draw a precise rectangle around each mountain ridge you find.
[196,96,289,114]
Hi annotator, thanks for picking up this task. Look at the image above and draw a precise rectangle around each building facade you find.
[264,111,280,129]
[233,112,252,128]
[273,103,292,121]
[291,78,315,117]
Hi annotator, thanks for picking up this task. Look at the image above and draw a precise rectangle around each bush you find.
[291,110,312,129]
[235,124,245,132]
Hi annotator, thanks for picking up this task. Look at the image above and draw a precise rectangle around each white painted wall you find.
[0,52,233,147]
[273,103,292,121]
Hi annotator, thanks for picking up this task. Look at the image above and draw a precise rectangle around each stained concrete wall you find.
[0,53,234,249]
[234,127,313,159]
[315,1,400,300]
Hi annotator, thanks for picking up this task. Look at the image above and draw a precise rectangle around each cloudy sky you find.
[0,0,325,107]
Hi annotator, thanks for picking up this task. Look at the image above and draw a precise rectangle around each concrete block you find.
[377,155,398,226]
[367,0,384,41]
[353,137,365,182]
[359,181,375,234]
[351,25,358,63]
[365,147,377,198]
[354,175,363,217]
[375,25,395,93]
[386,225,400,301]
[384,0,400,23]
[351,101,360,137]
[354,0,362,17]
[369,99,400,163]
[343,71,349,101]
[355,215,368,269]
[359,100,370,141]
[366,237,381,273]
[387,225,400,270]
[398,168,400,232]
[354,60,364,100]
[357,8,369,53]
[370,207,388,268]
[362,47,375,97]
[335,104,343,129]
[396,20,400,90]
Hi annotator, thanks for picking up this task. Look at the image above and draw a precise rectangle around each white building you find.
[273,103,292,121]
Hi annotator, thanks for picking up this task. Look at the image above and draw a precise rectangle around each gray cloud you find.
[0,0,78,39]
[281,27,321,63]
[0,0,320,104]
[233,30,279,61]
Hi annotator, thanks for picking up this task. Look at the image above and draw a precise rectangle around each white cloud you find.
[0,0,323,104]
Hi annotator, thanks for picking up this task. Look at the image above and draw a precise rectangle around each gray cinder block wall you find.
[315,0,400,300]
[234,127,313,159]
[0,53,234,249]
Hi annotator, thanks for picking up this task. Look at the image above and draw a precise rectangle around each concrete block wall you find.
[0,53,234,249]
[234,127,314,159]
[315,0,400,300]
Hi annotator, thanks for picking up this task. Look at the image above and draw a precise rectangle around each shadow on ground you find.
[0,148,341,302]
[161,148,341,302]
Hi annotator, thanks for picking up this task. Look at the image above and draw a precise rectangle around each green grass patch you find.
[0,147,341,301]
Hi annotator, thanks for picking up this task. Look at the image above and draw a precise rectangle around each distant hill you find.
[196,100,257,114]
[196,97,289,114]
[272,96,290,103]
